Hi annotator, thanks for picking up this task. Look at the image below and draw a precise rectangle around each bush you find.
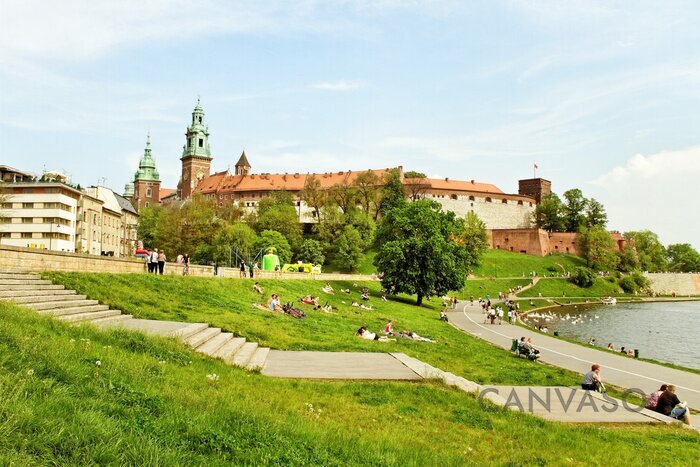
[618,276,638,293]
[631,272,649,289]
[570,267,595,288]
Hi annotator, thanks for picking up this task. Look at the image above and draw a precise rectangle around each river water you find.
[523,300,700,370]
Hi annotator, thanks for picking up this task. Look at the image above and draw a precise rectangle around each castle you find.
[125,100,602,257]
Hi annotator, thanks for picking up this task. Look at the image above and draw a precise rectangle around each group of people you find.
[516,336,540,360]
[146,249,166,274]
[582,366,692,425]
[262,293,306,319]
[239,261,260,278]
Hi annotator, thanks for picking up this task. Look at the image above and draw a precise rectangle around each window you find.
[22,203,34,209]
[485,197,492,203]
[1,203,11,209]
[198,116,202,124]
[198,138,203,148]
[146,188,152,198]
[21,217,33,223]
[517,200,523,206]
[501,199,508,204]
[468,196,475,201]
[145,202,150,208]
[0,233,9,238]
[21,232,32,238]
[450,194,457,200]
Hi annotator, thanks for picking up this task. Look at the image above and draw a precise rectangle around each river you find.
[523,300,700,370]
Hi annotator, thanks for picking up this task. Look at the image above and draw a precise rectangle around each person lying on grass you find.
[357,326,395,342]
[314,302,333,313]
[351,301,373,310]
[398,329,435,343]
[252,282,264,294]
[301,295,320,306]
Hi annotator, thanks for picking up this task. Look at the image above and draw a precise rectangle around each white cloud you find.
[591,146,700,249]
[309,81,364,91]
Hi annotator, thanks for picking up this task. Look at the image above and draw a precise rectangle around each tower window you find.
[199,117,202,123]
[198,138,203,148]
[146,188,152,198]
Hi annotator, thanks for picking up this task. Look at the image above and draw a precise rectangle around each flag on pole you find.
[534,163,539,169]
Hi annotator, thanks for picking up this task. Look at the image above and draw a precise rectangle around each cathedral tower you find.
[234,150,251,175]
[133,134,161,210]
[179,98,212,199]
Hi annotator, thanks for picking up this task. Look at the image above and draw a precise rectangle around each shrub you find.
[631,272,649,289]
[618,276,638,293]
[570,267,595,288]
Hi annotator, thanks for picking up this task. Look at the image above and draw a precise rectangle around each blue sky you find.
[1,0,699,248]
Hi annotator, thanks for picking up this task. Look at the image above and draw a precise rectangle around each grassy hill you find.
[519,277,625,298]
[3,282,699,464]
[472,249,585,278]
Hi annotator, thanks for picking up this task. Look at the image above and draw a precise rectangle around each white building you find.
[0,176,81,252]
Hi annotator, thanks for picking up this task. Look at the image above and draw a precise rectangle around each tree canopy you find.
[374,200,471,305]
[623,231,667,272]
[666,243,700,272]
[577,225,620,271]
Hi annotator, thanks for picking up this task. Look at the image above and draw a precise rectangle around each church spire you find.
[134,133,160,182]
[234,150,251,175]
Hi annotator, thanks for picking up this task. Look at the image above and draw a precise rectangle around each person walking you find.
[239,260,247,278]
[150,249,159,274]
[248,261,254,279]
[157,250,166,275]
[182,253,190,276]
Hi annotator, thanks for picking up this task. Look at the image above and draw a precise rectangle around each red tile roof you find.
[410,178,504,194]
[159,188,177,199]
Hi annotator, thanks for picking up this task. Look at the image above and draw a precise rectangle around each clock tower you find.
[178,98,212,199]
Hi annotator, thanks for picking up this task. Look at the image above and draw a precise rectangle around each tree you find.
[335,225,364,272]
[562,189,587,232]
[533,193,565,232]
[403,171,426,178]
[454,211,488,269]
[374,200,470,305]
[404,177,431,202]
[329,181,357,215]
[212,223,258,266]
[353,170,381,215]
[315,204,346,256]
[256,191,302,251]
[616,243,640,273]
[577,226,620,271]
[623,231,667,272]
[135,205,168,250]
[255,230,292,264]
[347,209,376,249]
[585,198,607,228]
[300,175,326,221]
[667,243,700,272]
[379,169,406,216]
[570,267,595,288]
[296,239,325,265]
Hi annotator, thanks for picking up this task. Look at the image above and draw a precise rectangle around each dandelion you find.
[95,360,101,367]
[26,369,34,376]
[206,373,220,382]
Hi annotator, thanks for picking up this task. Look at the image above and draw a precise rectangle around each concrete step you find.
[10,294,87,304]
[57,309,122,322]
[0,284,65,291]
[37,304,110,316]
[245,347,270,370]
[214,337,247,360]
[185,327,221,349]
[232,342,258,367]
[195,332,234,356]
[26,299,99,311]
[0,289,76,298]
[86,314,133,325]
[0,279,52,285]
[0,273,42,280]
[172,323,209,340]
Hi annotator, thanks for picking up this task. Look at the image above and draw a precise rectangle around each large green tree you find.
[335,225,364,272]
[300,175,326,221]
[353,170,382,216]
[256,191,302,251]
[585,198,607,228]
[212,223,258,266]
[562,189,587,232]
[296,239,325,265]
[533,193,565,232]
[374,200,470,305]
[667,243,700,272]
[577,226,620,271]
[624,231,667,272]
[379,169,406,216]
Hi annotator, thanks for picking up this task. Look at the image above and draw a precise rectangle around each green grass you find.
[461,278,532,300]
[473,250,585,278]
[519,278,628,298]
[3,299,699,464]
[45,272,577,387]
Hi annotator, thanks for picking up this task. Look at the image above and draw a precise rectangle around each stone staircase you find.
[0,271,270,370]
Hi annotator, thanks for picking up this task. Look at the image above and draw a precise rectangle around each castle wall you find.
[489,228,550,256]
[428,193,535,229]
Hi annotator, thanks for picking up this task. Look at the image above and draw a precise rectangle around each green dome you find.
[135,134,160,182]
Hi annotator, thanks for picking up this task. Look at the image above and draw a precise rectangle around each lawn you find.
[45,272,578,387]
[473,249,585,278]
[461,278,531,300]
[2,300,699,464]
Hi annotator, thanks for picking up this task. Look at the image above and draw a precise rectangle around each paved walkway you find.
[448,301,700,410]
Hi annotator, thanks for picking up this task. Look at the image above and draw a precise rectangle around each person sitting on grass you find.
[655,385,692,425]
[322,283,335,294]
[356,326,394,342]
[440,310,449,322]
[581,364,604,392]
[267,294,282,312]
[252,282,264,294]
[341,288,351,294]
[645,384,668,410]
[360,288,370,301]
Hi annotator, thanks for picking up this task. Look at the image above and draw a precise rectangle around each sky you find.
[1,0,698,248]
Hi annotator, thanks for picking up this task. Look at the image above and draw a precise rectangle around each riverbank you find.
[514,298,700,375]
